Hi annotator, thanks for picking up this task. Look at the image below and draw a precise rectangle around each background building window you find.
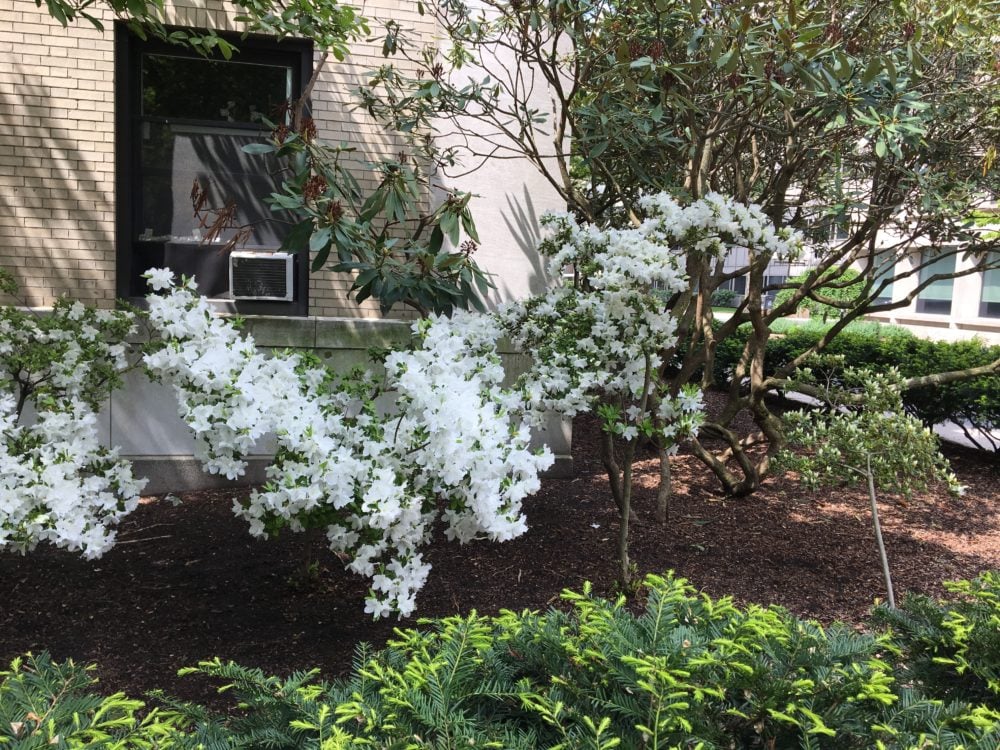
[721,275,747,296]
[981,252,1000,318]
[116,28,311,315]
[763,274,787,289]
[871,264,895,305]
[915,251,955,314]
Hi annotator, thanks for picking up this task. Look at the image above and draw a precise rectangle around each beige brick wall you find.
[303,0,434,319]
[0,0,432,317]
[0,1,115,307]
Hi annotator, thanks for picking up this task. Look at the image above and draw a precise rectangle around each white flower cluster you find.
[638,191,804,262]
[500,194,694,425]
[499,192,790,446]
[144,273,291,479]
[143,271,552,618]
[0,300,145,558]
[501,222,680,419]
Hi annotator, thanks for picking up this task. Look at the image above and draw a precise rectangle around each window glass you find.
[725,275,747,295]
[142,54,291,123]
[763,275,787,289]
[915,251,955,314]
[980,252,1000,318]
[138,123,286,247]
[871,262,894,305]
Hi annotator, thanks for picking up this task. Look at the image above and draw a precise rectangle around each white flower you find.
[144,267,175,292]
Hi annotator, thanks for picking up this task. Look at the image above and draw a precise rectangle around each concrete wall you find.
[107,316,572,493]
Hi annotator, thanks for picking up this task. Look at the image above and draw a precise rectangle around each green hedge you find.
[3,573,1000,749]
[714,322,1000,447]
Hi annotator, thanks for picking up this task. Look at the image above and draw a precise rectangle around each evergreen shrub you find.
[713,323,999,448]
[874,572,1000,706]
[3,573,1000,748]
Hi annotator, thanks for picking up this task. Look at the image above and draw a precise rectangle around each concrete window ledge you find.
[865,312,1000,344]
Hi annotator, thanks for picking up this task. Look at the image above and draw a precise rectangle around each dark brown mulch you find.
[1,394,997,707]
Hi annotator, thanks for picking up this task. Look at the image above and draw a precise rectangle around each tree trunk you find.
[600,429,624,511]
[655,446,671,524]
[618,442,635,587]
[866,454,896,609]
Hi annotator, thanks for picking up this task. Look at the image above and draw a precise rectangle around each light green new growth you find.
[777,361,964,608]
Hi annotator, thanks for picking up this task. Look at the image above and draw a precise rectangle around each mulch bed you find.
[2,393,997,706]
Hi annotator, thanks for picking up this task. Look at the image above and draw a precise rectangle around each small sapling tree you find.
[775,360,964,608]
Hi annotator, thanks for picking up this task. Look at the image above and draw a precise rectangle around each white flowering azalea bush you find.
[0,190,807,612]
[143,271,551,617]
[498,192,804,584]
[501,192,800,436]
[0,278,145,559]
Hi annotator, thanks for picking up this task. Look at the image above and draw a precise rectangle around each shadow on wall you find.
[306,52,446,320]
[500,184,551,302]
[0,66,116,309]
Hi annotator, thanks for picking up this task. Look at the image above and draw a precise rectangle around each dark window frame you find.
[115,25,312,315]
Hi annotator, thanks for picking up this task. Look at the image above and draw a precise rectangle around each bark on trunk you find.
[618,442,635,587]
[867,455,896,609]
[655,446,672,524]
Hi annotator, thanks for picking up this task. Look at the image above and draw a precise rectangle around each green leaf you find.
[708,35,726,64]
[460,211,479,243]
[309,226,332,254]
[280,219,314,253]
[311,243,330,271]
[355,268,379,288]
[861,57,882,85]
[834,50,852,79]
[720,48,739,76]
[441,212,460,245]
[474,271,492,296]
[715,47,735,71]
[242,143,276,155]
[429,226,444,254]
[216,37,235,60]
[884,55,897,86]
[272,193,304,211]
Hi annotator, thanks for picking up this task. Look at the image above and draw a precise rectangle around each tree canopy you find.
[360,0,1000,492]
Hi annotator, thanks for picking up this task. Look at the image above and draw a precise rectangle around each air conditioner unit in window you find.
[229,251,294,301]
